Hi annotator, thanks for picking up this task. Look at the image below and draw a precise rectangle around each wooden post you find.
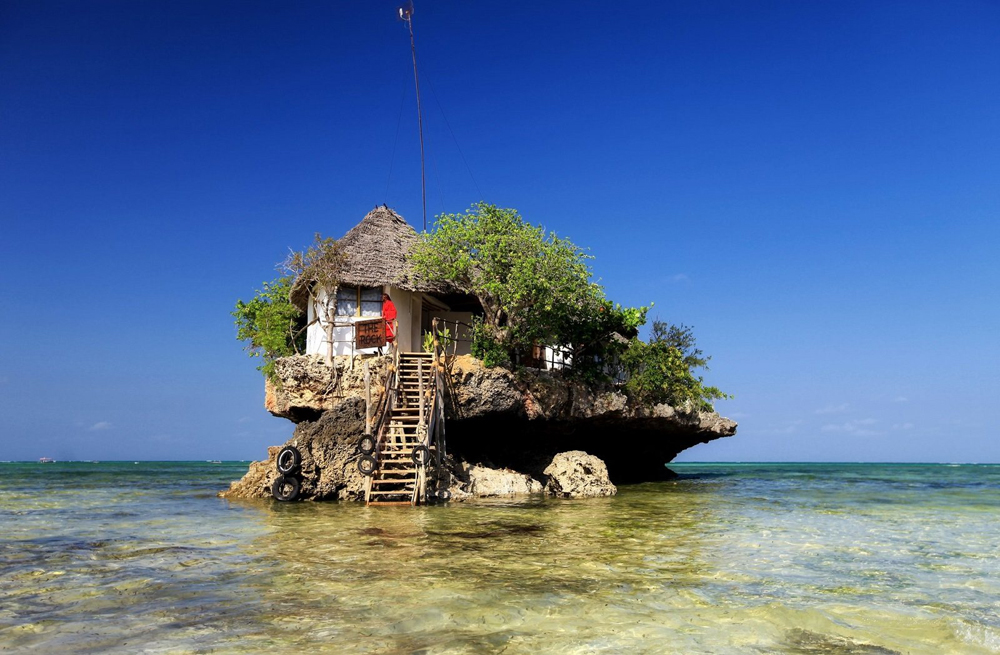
[418,358,425,431]
[432,317,440,364]
[324,313,334,367]
[364,362,371,436]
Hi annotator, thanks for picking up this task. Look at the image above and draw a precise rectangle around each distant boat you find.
[207,460,222,464]
[38,457,55,463]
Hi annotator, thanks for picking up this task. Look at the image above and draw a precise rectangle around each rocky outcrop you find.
[442,356,735,484]
[265,355,391,422]
[446,355,733,431]
[221,398,369,500]
[449,463,544,499]
[223,353,737,500]
[543,451,617,498]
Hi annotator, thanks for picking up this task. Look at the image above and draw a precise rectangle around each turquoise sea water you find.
[1,462,998,654]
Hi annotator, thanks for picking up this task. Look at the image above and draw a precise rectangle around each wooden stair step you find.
[369,489,415,495]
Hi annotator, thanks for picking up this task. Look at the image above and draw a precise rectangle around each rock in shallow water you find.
[543,450,617,498]
[450,463,543,498]
[220,397,368,501]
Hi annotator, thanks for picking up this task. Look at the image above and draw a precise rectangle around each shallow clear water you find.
[1,462,998,654]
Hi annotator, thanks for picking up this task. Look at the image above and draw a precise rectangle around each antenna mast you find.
[398,2,427,231]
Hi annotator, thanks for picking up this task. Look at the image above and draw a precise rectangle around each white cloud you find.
[237,416,253,424]
[87,421,112,432]
[821,418,882,437]
[892,422,914,431]
[668,273,689,283]
[815,403,849,415]
[765,420,802,435]
[892,396,909,403]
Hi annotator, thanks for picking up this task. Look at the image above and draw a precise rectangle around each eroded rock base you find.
[223,354,737,502]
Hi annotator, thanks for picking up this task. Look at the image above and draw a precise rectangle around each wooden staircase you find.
[365,352,437,506]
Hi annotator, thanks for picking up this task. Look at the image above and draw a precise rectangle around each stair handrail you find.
[370,340,399,458]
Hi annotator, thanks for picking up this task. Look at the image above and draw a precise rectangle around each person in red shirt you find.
[382,293,397,343]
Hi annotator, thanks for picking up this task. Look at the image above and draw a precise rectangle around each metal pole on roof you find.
[399,2,427,231]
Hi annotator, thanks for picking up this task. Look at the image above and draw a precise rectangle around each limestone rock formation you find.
[264,355,390,422]
[223,353,738,501]
[449,462,543,499]
[222,398,369,501]
[442,355,735,484]
[543,451,617,498]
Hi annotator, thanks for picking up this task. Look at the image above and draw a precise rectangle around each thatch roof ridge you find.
[337,205,421,288]
[290,205,433,311]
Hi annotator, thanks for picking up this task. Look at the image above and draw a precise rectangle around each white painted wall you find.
[408,293,422,354]
[305,286,416,358]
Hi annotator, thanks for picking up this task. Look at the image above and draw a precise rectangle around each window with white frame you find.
[335,285,383,317]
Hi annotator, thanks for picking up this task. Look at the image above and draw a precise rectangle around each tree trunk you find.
[324,308,335,366]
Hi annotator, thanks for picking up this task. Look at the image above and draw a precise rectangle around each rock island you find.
[223,204,736,504]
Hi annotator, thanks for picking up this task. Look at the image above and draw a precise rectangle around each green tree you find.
[412,203,606,362]
[620,320,731,412]
[232,276,304,379]
[409,202,729,411]
[649,320,710,369]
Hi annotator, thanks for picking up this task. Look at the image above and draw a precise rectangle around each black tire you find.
[357,454,377,477]
[411,445,430,466]
[437,489,451,502]
[357,435,376,455]
[276,446,301,475]
[271,475,300,502]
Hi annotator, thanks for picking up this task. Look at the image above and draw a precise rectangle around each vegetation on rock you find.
[233,205,730,410]
[232,276,305,379]
[412,203,607,361]
[413,203,729,410]
[233,233,346,377]
[619,321,732,412]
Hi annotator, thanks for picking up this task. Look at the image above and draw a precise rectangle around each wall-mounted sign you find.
[355,319,386,349]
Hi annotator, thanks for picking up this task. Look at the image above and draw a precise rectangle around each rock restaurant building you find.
[289,205,479,359]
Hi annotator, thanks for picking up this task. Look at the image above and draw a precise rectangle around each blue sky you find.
[1,1,997,462]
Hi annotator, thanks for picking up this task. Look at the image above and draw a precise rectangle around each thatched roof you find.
[290,205,431,311]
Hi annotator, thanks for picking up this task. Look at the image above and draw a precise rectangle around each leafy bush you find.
[620,321,731,412]
[232,276,305,379]
[412,203,605,358]
[407,202,730,410]
[470,316,510,368]
[422,326,452,353]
